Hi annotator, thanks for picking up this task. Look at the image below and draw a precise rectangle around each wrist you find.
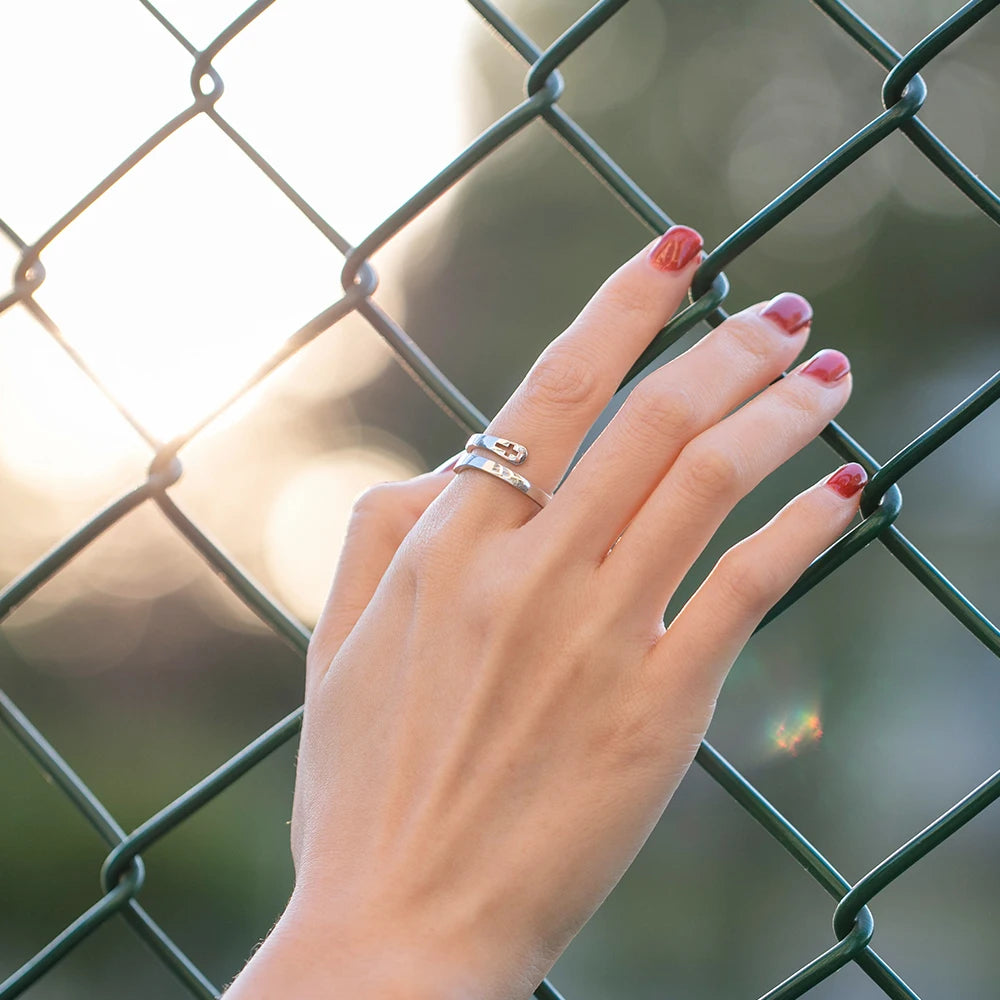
[222,890,527,1000]
[222,903,432,1000]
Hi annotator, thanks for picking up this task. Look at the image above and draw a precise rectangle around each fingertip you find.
[758,292,813,335]
[797,348,851,385]
[647,224,703,273]
[823,462,868,500]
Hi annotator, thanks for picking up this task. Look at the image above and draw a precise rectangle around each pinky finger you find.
[650,462,868,706]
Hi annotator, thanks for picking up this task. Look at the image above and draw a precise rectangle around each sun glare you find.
[1,1,483,609]
[2,0,478,449]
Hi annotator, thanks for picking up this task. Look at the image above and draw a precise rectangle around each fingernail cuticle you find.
[649,225,703,272]
[800,348,850,384]
[825,462,867,498]
[760,292,813,334]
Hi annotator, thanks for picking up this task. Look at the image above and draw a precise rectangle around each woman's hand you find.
[224,225,865,999]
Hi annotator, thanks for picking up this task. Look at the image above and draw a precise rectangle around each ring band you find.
[453,452,552,508]
[465,433,528,465]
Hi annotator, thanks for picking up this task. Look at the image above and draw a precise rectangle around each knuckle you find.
[782,378,830,422]
[522,344,602,412]
[599,674,707,774]
[349,481,400,520]
[399,523,465,599]
[595,272,658,327]
[348,481,425,543]
[403,503,457,561]
[713,541,782,613]
[623,378,700,441]
[604,670,667,758]
[723,312,783,367]
[679,440,744,499]
[594,707,660,769]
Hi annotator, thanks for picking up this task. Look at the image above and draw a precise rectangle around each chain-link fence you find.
[2,0,1000,997]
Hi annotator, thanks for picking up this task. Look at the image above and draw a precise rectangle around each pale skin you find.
[222,225,864,999]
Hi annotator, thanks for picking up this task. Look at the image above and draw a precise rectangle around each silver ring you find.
[465,433,528,465]
[453,452,552,509]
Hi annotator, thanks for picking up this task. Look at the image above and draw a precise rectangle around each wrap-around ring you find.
[453,452,553,509]
[465,433,528,465]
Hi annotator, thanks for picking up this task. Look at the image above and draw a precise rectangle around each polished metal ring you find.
[453,452,552,508]
[465,433,528,465]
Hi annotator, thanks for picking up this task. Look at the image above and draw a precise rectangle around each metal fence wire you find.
[2,0,1000,997]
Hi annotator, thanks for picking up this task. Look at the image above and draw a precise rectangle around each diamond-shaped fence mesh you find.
[2,1,1000,997]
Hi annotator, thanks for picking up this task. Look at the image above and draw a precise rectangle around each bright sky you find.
[0,0,492,639]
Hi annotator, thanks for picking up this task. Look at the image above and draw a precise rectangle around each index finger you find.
[449,225,704,530]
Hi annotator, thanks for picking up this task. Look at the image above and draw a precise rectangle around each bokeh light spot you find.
[772,708,823,757]
[263,440,423,624]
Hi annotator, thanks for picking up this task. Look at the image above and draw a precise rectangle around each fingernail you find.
[825,462,867,498]
[432,451,463,474]
[760,292,813,334]
[799,348,850,384]
[649,225,703,271]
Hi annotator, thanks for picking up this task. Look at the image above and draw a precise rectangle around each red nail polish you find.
[649,225,703,271]
[800,348,850,384]
[760,292,813,334]
[825,462,867,498]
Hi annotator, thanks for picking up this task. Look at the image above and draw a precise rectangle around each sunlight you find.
[0,0,486,623]
[1,0,480,482]
[263,442,424,624]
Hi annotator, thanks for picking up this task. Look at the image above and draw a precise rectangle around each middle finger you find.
[527,293,815,557]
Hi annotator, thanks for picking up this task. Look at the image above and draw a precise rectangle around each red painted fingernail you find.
[825,462,867,498]
[649,225,703,271]
[760,292,813,334]
[800,348,850,384]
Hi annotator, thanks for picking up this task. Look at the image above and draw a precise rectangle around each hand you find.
[224,225,864,999]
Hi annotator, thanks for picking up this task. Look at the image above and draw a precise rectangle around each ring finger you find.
[602,348,853,619]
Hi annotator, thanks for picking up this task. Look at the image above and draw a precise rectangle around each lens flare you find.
[772,709,823,757]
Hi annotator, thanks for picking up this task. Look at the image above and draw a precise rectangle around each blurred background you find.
[2,0,1000,997]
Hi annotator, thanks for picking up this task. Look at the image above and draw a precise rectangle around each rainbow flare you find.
[772,710,823,757]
